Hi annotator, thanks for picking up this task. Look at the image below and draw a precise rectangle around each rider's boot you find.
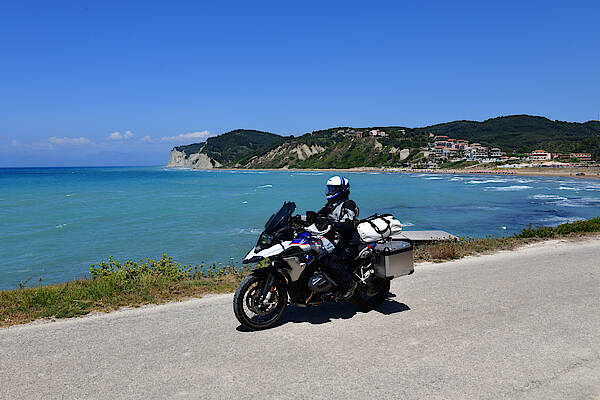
[338,280,357,301]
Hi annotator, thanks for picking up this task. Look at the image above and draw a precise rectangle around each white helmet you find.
[326,176,350,201]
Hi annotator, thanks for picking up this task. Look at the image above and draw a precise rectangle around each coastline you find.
[2,233,599,329]
[185,165,600,180]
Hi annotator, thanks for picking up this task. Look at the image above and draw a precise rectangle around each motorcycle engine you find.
[307,274,332,293]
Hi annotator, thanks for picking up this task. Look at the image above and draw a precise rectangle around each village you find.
[426,134,594,168]
[333,128,595,168]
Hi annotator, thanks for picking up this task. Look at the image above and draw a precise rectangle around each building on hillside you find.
[490,148,504,158]
[472,146,489,160]
[369,129,388,137]
[571,153,592,162]
[552,153,571,160]
[530,150,552,161]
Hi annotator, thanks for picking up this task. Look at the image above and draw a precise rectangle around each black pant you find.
[323,245,356,289]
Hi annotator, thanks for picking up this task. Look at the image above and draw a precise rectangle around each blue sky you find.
[1,0,598,166]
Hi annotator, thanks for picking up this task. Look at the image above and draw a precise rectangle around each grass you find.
[2,217,599,327]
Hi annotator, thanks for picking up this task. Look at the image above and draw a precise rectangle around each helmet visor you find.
[326,185,339,196]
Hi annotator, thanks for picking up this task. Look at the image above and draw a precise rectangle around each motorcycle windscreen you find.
[264,201,296,233]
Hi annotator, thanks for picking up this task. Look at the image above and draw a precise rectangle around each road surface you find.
[1,238,599,399]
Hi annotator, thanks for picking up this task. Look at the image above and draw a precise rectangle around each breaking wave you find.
[486,185,533,191]
[555,197,600,208]
[529,194,567,201]
[467,179,507,184]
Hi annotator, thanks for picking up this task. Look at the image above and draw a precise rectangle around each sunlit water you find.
[1,167,599,289]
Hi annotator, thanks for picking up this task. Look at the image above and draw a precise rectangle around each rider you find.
[307,176,359,300]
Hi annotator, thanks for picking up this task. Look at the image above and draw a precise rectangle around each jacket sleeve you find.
[331,200,358,234]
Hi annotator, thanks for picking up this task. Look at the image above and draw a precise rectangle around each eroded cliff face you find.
[244,143,326,168]
[167,148,222,169]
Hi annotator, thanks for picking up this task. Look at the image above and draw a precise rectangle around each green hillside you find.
[172,116,600,168]
[178,129,288,165]
[417,115,600,156]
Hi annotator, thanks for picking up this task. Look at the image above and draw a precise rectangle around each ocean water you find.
[1,167,600,290]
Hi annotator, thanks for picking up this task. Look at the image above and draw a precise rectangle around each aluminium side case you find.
[373,240,414,279]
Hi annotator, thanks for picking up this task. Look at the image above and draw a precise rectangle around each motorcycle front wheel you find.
[233,274,288,331]
[351,276,390,311]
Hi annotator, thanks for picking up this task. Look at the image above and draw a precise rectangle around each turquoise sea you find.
[1,167,600,290]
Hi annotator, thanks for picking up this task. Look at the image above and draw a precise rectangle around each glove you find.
[306,211,317,224]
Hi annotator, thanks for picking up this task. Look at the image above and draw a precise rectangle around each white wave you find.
[292,172,324,176]
[499,226,507,230]
[425,177,444,180]
[515,179,533,184]
[539,215,585,225]
[529,194,567,201]
[258,184,273,188]
[242,201,248,204]
[486,185,533,191]
[467,179,507,184]
[55,223,68,229]
[449,177,463,181]
[400,221,415,227]
[65,193,76,197]
[559,186,581,191]
[555,197,600,208]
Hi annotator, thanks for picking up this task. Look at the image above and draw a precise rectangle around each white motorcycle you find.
[233,201,414,330]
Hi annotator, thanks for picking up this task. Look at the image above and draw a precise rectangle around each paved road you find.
[1,239,599,400]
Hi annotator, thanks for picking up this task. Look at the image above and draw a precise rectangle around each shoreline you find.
[173,166,600,180]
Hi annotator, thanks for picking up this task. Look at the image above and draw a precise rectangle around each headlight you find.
[258,233,274,248]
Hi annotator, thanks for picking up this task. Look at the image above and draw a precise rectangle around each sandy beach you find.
[218,166,600,180]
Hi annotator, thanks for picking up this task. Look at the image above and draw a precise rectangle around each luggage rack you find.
[391,230,458,244]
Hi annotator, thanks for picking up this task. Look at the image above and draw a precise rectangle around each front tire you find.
[351,277,390,311]
[233,274,288,331]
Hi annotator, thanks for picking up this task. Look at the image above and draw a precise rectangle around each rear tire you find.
[233,274,288,331]
[351,277,390,311]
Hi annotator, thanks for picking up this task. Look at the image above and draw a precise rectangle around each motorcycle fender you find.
[250,267,290,286]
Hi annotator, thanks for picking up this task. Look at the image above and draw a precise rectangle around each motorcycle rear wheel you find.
[351,277,390,311]
[233,274,288,331]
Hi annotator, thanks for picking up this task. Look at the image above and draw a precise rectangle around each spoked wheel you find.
[351,276,390,311]
[233,274,288,331]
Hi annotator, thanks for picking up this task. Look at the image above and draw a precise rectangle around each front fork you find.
[260,273,276,305]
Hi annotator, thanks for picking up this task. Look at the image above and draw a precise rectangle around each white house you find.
[530,150,551,161]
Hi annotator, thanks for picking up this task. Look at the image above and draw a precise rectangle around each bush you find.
[515,217,600,238]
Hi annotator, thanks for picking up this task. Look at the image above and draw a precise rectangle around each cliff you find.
[167,146,222,169]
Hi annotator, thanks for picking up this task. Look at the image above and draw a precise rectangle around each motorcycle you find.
[233,201,414,330]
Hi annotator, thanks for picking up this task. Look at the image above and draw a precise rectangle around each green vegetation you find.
[515,217,600,238]
[438,160,479,169]
[1,255,261,327]
[2,218,598,327]
[176,129,288,166]
[415,115,600,159]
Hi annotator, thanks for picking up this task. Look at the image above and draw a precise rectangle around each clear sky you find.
[1,0,598,167]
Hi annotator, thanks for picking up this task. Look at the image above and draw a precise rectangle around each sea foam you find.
[486,185,533,191]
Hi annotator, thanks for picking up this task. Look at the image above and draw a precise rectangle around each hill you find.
[168,116,600,169]
[169,129,288,168]
[417,115,600,155]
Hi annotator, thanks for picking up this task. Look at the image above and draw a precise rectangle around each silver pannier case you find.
[373,240,414,279]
